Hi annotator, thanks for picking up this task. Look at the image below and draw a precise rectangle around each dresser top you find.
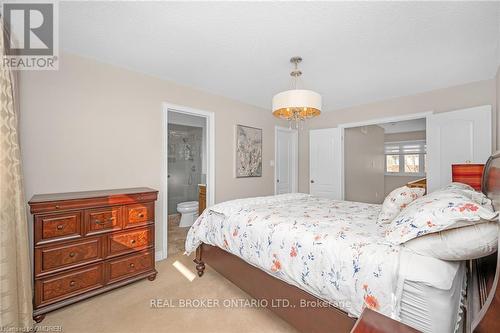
[29,187,158,204]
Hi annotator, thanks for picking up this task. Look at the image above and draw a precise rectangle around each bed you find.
[185,153,500,333]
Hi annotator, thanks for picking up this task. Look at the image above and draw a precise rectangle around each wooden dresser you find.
[350,309,419,333]
[29,188,158,323]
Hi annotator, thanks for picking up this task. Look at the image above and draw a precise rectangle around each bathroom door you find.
[275,127,298,194]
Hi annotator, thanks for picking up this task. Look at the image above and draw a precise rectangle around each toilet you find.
[177,201,199,227]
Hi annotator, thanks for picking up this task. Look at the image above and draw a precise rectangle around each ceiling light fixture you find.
[272,57,321,130]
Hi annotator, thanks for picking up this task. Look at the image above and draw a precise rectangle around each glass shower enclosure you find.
[167,123,203,215]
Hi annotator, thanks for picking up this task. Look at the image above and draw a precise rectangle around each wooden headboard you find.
[468,152,500,332]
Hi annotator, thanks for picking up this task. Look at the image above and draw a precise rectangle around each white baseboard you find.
[155,250,166,261]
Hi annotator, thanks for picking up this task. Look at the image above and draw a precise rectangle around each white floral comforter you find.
[185,193,401,318]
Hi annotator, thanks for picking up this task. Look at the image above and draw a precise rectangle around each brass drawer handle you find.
[69,252,76,258]
[69,280,76,287]
[129,263,135,269]
[138,213,144,218]
[107,217,114,222]
[130,239,136,244]
[56,224,64,230]
[94,220,105,225]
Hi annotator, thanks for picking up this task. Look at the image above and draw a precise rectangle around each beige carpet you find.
[38,253,298,333]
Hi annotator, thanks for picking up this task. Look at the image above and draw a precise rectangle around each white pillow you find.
[435,182,492,208]
[377,186,425,224]
[385,190,498,244]
[403,222,499,260]
[440,182,475,192]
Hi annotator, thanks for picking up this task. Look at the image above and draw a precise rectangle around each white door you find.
[427,105,492,192]
[275,127,298,194]
[309,128,343,199]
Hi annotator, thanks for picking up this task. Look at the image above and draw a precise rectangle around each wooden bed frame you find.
[193,153,500,332]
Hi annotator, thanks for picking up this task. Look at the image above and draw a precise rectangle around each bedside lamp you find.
[452,163,484,191]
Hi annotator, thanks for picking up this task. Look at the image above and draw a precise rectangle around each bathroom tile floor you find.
[168,214,190,255]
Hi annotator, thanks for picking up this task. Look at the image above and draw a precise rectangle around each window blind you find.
[384,140,426,155]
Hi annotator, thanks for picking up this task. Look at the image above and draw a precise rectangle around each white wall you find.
[19,52,283,259]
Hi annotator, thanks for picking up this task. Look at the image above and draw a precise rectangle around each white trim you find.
[274,126,298,194]
[161,103,215,261]
[155,250,165,262]
[384,139,427,146]
[339,127,345,200]
[384,173,426,177]
[338,111,433,129]
[159,105,168,262]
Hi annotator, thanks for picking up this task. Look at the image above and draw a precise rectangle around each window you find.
[386,155,399,173]
[384,140,426,176]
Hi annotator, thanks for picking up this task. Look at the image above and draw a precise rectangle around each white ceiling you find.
[378,119,426,134]
[60,2,500,111]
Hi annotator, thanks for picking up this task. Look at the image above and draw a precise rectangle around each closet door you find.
[426,105,492,192]
[275,127,298,195]
[309,128,343,199]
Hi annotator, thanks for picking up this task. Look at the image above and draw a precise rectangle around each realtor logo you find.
[2,1,58,70]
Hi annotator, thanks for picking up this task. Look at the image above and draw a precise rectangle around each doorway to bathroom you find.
[162,103,215,258]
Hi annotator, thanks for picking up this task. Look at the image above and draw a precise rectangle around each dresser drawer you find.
[124,202,154,229]
[35,211,83,245]
[35,263,104,306]
[84,206,122,235]
[107,226,153,257]
[107,250,154,284]
[35,237,103,277]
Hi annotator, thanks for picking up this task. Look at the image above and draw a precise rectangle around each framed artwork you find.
[235,125,262,177]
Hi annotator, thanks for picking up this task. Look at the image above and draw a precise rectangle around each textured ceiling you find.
[60,2,500,111]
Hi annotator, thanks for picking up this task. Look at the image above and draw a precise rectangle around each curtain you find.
[0,20,33,330]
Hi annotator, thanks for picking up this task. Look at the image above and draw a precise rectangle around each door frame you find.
[337,111,433,200]
[161,102,215,260]
[274,126,298,194]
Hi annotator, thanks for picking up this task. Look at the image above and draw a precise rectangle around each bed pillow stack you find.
[385,183,499,260]
[435,182,493,207]
[377,186,425,224]
[402,222,498,260]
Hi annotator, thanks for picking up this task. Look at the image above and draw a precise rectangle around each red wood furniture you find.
[452,163,485,191]
[198,184,206,215]
[406,177,427,193]
[29,187,158,323]
[350,309,419,333]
